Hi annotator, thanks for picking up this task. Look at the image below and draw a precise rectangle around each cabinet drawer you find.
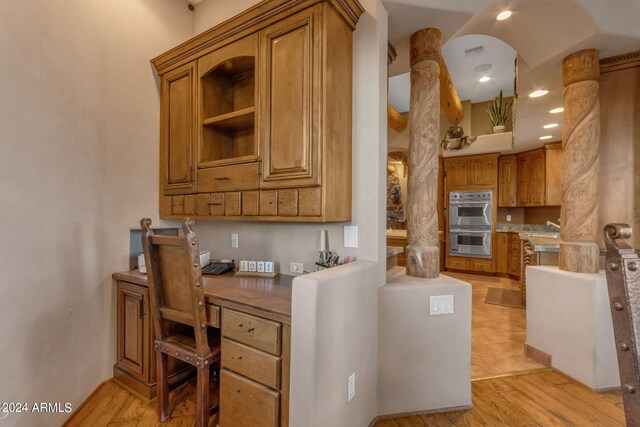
[278,189,298,216]
[196,193,210,216]
[220,369,279,427]
[509,233,521,246]
[222,338,281,389]
[184,195,196,215]
[260,191,278,216]
[299,188,321,216]
[222,309,281,355]
[210,193,225,216]
[172,195,184,215]
[225,192,242,216]
[198,162,259,192]
[206,303,220,328]
[242,191,259,216]
[471,259,492,272]
[447,257,468,270]
[509,255,521,276]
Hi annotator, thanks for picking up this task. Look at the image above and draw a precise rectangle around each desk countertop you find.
[113,270,294,320]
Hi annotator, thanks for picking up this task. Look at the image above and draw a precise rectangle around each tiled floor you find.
[443,271,545,379]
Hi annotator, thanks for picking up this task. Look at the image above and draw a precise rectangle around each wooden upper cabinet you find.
[544,142,563,206]
[498,155,517,207]
[161,61,197,195]
[516,154,531,206]
[472,157,498,186]
[446,158,472,189]
[528,150,545,206]
[152,0,363,222]
[259,8,320,188]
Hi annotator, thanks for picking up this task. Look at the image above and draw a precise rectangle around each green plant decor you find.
[486,90,513,127]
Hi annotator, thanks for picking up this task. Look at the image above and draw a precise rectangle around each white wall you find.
[0,1,193,425]
[291,261,379,426]
[191,0,388,281]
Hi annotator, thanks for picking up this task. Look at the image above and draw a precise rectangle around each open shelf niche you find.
[201,56,256,166]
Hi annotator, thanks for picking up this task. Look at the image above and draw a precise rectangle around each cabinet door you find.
[472,157,497,186]
[496,233,509,274]
[259,7,321,188]
[498,156,517,207]
[529,151,546,206]
[446,159,471,189]
[545,144,563,206]
[161,62,197,195]
[116,281,150,383]
[516,155,530,206]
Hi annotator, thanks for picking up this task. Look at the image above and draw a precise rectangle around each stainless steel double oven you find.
[449,190,492,258]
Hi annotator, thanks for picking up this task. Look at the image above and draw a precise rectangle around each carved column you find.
[405,28,440,278]
[559,49,601,273]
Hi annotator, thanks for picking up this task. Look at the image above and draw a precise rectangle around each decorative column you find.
[405,28,441,278]
[559,48,601,273]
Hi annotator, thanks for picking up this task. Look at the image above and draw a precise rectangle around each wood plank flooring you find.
[443,271,545,379]
[375,369,624,427]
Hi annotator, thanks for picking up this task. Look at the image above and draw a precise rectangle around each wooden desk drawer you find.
[222,338,281,389]
[222,309,281,355]
[220,369,279,427]
[198,163,259,192]
[206,303,220,328]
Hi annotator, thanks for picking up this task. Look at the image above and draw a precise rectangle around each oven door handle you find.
[450,229,491,234]
[449,201,492,205]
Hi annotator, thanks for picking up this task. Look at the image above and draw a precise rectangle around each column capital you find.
[563,48,600,86]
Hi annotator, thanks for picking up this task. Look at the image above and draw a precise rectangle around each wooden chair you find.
[141,218,220,427]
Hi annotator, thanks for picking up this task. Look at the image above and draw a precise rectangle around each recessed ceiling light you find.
[479,76,491,83]
[550,107,564,113]
[543,123,559,129]
[496,10,512,21]
[529,90,549,98]
[539,135,553,140]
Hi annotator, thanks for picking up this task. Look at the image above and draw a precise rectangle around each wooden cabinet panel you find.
[446,158,472,189]
[496,233,509,274]
[222,338,281,389]
[498,156,517,207]
[260,191,278,216]
[210,193,225,216]
[447,257,468,270]
[545,143,563,206]
[472,158,497,186]
[172,195,185,215]
[206,303,221,328]
[242,191,259,216]
[220,369,280,427]
[529,150,546,206]
[117,281,149,382]
[516,155,530,206]
[196,193,210,216]
[298,188,321,216]
[161,62,197,195]
[197,162,259,192]
[222,309,282,355]
[509,254,521,276]
[471,259,492,273]
[184,195,196,215]
[278,190,298,217]
[260,8,320,189]
[225,192,241,216]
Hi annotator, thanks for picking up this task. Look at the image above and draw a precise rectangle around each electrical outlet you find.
[231,233,239,248]
[506,214,512,222]
[290,262,304,274]
[347,373,356,402]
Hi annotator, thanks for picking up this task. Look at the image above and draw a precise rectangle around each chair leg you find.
[196,365,210,427]
[156,350,170,422]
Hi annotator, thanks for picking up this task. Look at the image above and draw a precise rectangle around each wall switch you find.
[231,233,239,248]
[344,226,358,248]
[430,295,454,315]
[347,372,356,402]
[506,214,512,222]
[290,262,304,274]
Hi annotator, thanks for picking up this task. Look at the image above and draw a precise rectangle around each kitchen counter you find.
[496,224,560,253]
[387,246,404,257]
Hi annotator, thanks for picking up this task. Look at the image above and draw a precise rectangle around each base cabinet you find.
[496,233,521,278]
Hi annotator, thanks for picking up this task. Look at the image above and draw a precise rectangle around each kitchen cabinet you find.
[496,232,521,278]
[444,153,499,190]
[152,0,363,222]
[160,62,198,196]
[498,156,517,207]
[516,150,545,206]
[544,142,563,205]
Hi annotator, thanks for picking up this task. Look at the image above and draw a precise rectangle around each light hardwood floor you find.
[375,369,624,426]
[444,271,545,379]
[66,369,624,426]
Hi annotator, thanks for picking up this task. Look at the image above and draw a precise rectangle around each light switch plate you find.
[344,226,358,248]
[347,372,356,402]
[231,233,239,248]
[506,214,512,222]
[430,295,454,315]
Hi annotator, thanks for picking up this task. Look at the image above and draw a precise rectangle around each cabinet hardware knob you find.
[613,302,625,311]
[247,327,255,333]
[629,262,638,271]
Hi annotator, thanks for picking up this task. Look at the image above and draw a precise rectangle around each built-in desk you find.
[112,270,292,427]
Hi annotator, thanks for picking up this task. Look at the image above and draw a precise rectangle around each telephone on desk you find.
[202,259,235,275]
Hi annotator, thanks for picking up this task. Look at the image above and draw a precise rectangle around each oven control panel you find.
[449,190,493,202]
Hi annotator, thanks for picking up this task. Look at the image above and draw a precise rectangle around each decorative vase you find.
[493,125,506,133]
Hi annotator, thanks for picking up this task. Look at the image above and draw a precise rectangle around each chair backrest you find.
[603,223,640,426]
[141,218,210,356]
